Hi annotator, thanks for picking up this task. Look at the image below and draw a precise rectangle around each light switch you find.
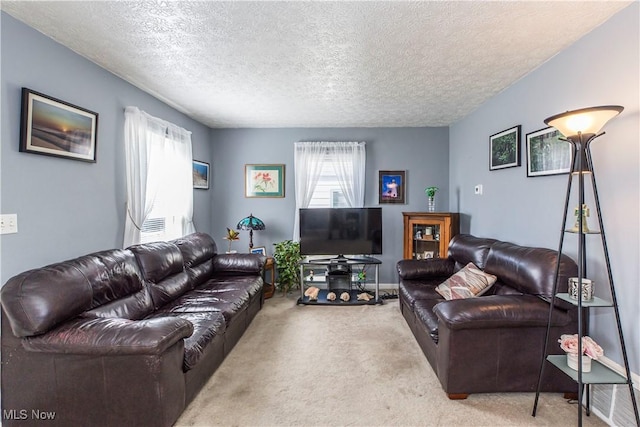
[0,214,18,234]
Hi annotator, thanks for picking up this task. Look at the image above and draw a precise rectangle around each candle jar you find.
[568,277,594,302]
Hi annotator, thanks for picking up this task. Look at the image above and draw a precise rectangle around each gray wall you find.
[0,12,212,282]
[449,3,639,372]
[209,127,449,284]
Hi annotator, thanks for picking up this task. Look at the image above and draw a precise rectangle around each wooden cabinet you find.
[402,212,459,260]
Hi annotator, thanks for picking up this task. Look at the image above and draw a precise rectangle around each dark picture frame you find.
[489,125,521,170]
[379,170,406,204]
[526,127,572,177]
[193,160,210,189]
[20,88,98,162]
[245,164,285,198]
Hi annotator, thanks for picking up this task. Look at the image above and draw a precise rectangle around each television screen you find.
[299,207,382,256]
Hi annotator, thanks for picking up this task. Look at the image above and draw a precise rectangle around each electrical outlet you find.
[474,185,483,195]
[0,214,18,234]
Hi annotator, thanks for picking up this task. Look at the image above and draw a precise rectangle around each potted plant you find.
[272,240,302,295]
[223,228,240,253]
[558,334,603,372]
[424,186,438,212]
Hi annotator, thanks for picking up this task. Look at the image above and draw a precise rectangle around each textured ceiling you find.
[1,1,631,128]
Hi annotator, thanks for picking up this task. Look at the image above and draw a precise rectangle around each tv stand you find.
[297,257,382,305]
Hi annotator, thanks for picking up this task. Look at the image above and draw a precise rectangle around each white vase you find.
[428,196,436,212]
[567,353,592,372]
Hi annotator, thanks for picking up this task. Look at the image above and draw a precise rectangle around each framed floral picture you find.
[245,164,285,198]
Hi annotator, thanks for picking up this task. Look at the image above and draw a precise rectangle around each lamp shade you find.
[544,105,623,138]
[236,214,265,231]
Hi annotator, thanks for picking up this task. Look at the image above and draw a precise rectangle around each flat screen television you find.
[299,207,382,258]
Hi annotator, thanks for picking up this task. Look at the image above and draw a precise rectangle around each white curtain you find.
[292,141,366,240]
[332,141,366,208]
[293,142,325,240]
[123,106,195,247]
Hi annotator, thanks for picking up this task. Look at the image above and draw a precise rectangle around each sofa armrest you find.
[434,295,571,330]
[397,258,455,280]
[23,317,193,355]
[213,253,265,275]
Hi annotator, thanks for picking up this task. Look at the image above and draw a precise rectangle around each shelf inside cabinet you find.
[556,293,613,307]
[547,355,628,384]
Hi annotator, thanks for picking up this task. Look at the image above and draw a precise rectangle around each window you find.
[293,141,366,239]
[138,145,189,243]
[307,155,352,208]
[123,107,195,247]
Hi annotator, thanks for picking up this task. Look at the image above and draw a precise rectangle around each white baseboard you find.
[588,356,639,426]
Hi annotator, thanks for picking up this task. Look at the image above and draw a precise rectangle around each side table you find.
[263,257,275,299]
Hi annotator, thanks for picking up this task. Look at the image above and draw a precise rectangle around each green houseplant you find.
[272,240,302,295]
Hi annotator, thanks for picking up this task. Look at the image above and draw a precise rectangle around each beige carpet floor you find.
[176,293,605,427]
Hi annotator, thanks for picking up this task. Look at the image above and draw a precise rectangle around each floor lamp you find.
[532,105,639,427]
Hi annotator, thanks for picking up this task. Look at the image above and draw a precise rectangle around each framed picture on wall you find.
[526,127,572,177]
[489,125,521,171]
[20,88,98,162]
[245,164,285,198]
[250,246,266,256]
[379,170,406,204]
[193,160,210,189]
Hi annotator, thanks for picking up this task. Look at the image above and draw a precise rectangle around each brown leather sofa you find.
[1,232,265,427]
[397,234,580,399]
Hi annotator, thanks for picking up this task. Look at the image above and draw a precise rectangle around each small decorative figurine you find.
[304,286,320,301]
[571,204,590,233]
[357,292,374,301]
[340,292,350,302]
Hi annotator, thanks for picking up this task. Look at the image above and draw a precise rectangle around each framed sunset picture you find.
[20,88,98,162]
[245,164,285,198]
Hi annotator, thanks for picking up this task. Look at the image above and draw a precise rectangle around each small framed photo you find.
[423,251,435,259]
[20,88,98,162]
[245,164,285,198]
[490,125,521,171]
[526,127,572,177]
[251,246,266,256]
[193,160,210,189]
[379,170,406,204]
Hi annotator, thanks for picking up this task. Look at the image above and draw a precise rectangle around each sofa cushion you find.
[435,263,497,300]
[414,300,441,344]
[129,242,191,309]
[198,276,263,299]
[484,241,578,297]
[147,311,226,371]
[0,249,145,337]
[399,280,445,311]
[448,234,497,271]
[159,289,249,323]
[212,253,264,275]
[82,287,154,320]
[172,232,217,289]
